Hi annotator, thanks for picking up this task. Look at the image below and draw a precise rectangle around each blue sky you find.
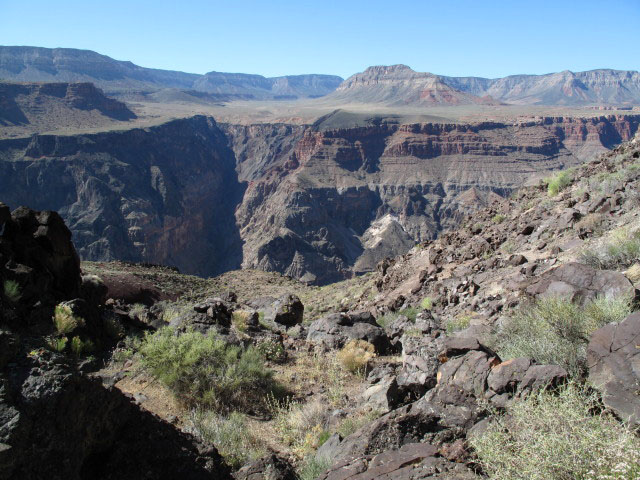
[1,0,638,79]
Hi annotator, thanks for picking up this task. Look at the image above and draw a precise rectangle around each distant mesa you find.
[322,64,640,107]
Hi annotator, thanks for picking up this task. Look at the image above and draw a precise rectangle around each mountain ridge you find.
[327,64,640,106]
[0,46,343,99]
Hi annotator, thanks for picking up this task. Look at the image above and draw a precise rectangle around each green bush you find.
[420,297,433,310]
[54,304,84,335]
[298,456,332,480]
[581,228,640,270]
[3,280,21,303]
[256,338,286,363]
[492,214,506,224]
[46,336,68,353]
[70,336,94,356]
[138,327,277,411]
[445,312,472,335]
[494,296,632,377]
[544,169,573,196]
[471,383,640,480]
[191,410,266,470]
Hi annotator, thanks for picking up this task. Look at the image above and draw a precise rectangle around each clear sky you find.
[1,0,638,79]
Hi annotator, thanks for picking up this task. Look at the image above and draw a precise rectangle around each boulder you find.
[0,350,231,480]
[233,454,296,480]
[396,315,445,396]
[316,442,476,480]
[524,262,636,305]
[169,297,232,333]
[587,312,640,426]
[263,293,304,329]
[307,312,390,353]
[361,375,402,413]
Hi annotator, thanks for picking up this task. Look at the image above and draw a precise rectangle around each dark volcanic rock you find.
[307,312,390,353]
[263,293,304,329]
[524,262,636,304]
[0,351,231,480]
[316,442,476,480]
[587,312,640,426]
[233,454,297,480]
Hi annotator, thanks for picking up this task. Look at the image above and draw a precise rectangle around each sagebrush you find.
[471,383,640,480]
[138,327,278,411]
[494,296,632,377]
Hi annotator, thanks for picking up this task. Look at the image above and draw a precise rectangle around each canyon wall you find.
[0,114,638,283]
[0,116,244,276]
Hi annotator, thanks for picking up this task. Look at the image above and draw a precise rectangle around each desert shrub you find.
[375,312,396,328]
[231,310,251,332]
[492,214,506,224]
[501,239,517,254]
[70,336,94,356]
[494,296,632,377]
[337,339,375,373]
[3,280,21,303]
[138,327,277,411]
[575,213,605,236]
[46,336,68,353]
[111,334,142,363]
[470,383,640,480]
[581,227,640,270]
[268,396,329,455]
[420,297,433,310]
[298,457,332,480]
[445,312,472,335]
[103,315,125,339]
[256,338,286,363]
[129,303,148,321]
[158,303,186,324]
[544,169,573,196]
[191,410,266,470]
[625,263,640,283]
[401,307,419,321]
[336,409,381,438]
[53,304,84,335]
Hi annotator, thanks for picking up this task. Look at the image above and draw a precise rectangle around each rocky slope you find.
[0,203,232,479]
[0,113,638,283]
[323,65,640,107]
[79,134,640,478]
[0,81,136,137]
[0,46,343,99]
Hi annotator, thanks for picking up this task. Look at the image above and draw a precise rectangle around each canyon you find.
[2,46,640,284]
[1,101,638,283]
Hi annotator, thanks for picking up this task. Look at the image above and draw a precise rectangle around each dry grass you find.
[471,383,640,480]
[624,263,640,283]
[337,339,376,374]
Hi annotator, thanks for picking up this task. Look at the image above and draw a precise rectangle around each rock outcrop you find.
[587,312,640,426]
[0,205,232,479]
